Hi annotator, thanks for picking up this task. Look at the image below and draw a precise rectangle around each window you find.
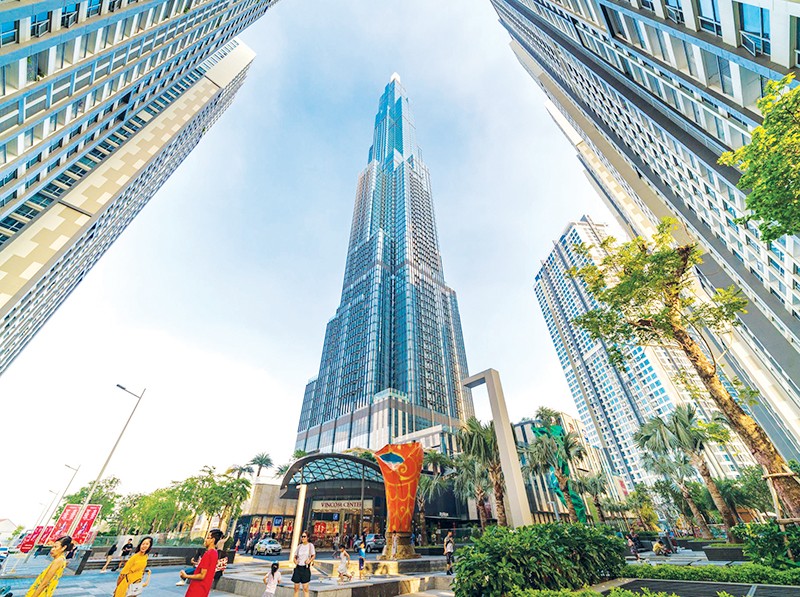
[665,0,684,23]
[0,21,17,47]
[698,0,722,35]
[87,0,101,17]
[61,4,79,27]
[30,12,51,37]
[739,3,770,56]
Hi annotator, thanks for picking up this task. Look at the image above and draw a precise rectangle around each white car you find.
[0,546,8,564]
[254,538,282,556]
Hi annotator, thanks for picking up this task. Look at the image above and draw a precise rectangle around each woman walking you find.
[114,536,152,597]
[23,536,72,597]
[291,531,315,597]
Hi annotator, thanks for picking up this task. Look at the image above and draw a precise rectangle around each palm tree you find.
[458,417,507,526]
[635,404,738,541]
[249,453,274,477]
[575,473,609,524]
[641,451,713,539]
[273,450,308,479]
[521,430,586,523]
[451,453,492,530]
[226,464,254,479]
[415,450,453,545]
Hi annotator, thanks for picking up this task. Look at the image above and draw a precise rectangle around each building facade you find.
[0,0,280,375]
[295,75,473,456]
[535,217,755,490]
[490,0,800,452]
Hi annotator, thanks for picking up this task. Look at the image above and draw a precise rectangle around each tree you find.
[575,473,609,524]
[249,453,274,477]
[56,476,122,524]
[570,218,800,518]
[415,450,453,544]
[458,417,507,526]
[226,464,254,479]
[274,450,308,479]
[641,451,713,539]
[719,74,800,243]
[450,453,492,530]
[624,487,659,531]
[635,405,738,541]
[737,465,774,514]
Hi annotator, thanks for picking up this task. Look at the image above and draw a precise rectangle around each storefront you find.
[280,453,387,548]
[231,483,298,549]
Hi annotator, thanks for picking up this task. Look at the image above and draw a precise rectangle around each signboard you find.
[38,525,55,546]
[311,499,373,513]
[18,526,43,553]
[313,521,327,535]
[51,504,81,542]
[272,516,283,528]
[72,505,101,544]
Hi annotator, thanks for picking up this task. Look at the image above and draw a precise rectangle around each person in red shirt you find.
[180,529,222,597]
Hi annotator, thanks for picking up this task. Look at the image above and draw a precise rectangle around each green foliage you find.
[458,417,507,526]
[718,74,800,243]
[452,523,625,596]
[56,476,122,525]
[620,562,800,585]
[249,453,274,477]
[512,589,685,597]
[731,522,800,570]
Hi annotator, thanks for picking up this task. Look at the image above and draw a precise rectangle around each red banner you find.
[38,525,55,546]
[72,505,101,544]
[51,504,81,542]
[18,526,43,553]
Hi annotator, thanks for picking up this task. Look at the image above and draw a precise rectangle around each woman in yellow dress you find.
[24,535,72,597]
[113,536,152,597]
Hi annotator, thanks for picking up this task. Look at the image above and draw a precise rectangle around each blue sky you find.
[0,0,615,526]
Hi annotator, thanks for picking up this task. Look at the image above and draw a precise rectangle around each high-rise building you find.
[535,217,755,489]
[490,0,800,454]
[295,75,473,455]
[0,0,280,375]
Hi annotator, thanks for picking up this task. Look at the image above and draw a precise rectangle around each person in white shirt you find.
[291,532,316,597]
[262,561,281,597]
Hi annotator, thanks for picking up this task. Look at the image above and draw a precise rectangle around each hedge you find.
[620,563,800,585]
[452,524,624,597]
[512,589,683,597]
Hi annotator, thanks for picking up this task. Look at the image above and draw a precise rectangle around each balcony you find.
[61,11,78,27]
[665,5,684,24]
[698,15,722,36]
[740,30,770,57]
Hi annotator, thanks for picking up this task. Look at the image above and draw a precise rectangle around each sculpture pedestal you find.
[377,533,421,560]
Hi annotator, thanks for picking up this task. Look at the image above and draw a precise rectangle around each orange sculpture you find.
[375,442,424,533]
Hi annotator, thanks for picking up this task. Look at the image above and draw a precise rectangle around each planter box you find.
[703,545,746,561]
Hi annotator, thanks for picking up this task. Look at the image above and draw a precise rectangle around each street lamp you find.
[23,490,57,563]
[67,385,146,537]
[47,464,81,527]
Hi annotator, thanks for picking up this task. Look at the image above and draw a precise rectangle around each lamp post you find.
[22,490,57,563]
[67,385,145,537]
[48,464,80,526]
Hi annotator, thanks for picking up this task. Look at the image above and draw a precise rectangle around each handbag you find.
[125,569,151,596]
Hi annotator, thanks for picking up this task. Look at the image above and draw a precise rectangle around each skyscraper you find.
[535,217,755,489]
[295,75,473,455]
[0,0,280,375]
[490,0,800,449]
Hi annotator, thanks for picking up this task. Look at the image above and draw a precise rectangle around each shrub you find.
[731,522,800,569]
[452,524,625,597]
[620,563,800,585]
[512,589,681,597]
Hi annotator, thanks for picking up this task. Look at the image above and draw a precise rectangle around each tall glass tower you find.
[296,75,473,455]
[0,0,281,375]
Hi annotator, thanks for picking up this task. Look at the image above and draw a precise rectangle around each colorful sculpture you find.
[375,442,424,559]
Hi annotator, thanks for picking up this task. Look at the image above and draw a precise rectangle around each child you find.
[357,542,366,580]
[262,561,281,597]
[337,545,352,583]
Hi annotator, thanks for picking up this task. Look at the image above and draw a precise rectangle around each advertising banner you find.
[18,526,43,553]
[51,504,81,542]
[38,525,55,546]
[72,505,101,544]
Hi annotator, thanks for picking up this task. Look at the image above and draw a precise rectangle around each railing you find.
[0,29,17,46]
[665,5,684,24]
[740,30,770,57]
[30,20,50,37]
[698,15,722,36]
[61,11,78,27]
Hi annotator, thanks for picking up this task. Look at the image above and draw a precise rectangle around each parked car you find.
[0,546,9,564]
[254,538,282,556]
[364,534,385,553]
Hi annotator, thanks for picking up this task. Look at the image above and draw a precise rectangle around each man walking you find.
[180,529,222,597]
